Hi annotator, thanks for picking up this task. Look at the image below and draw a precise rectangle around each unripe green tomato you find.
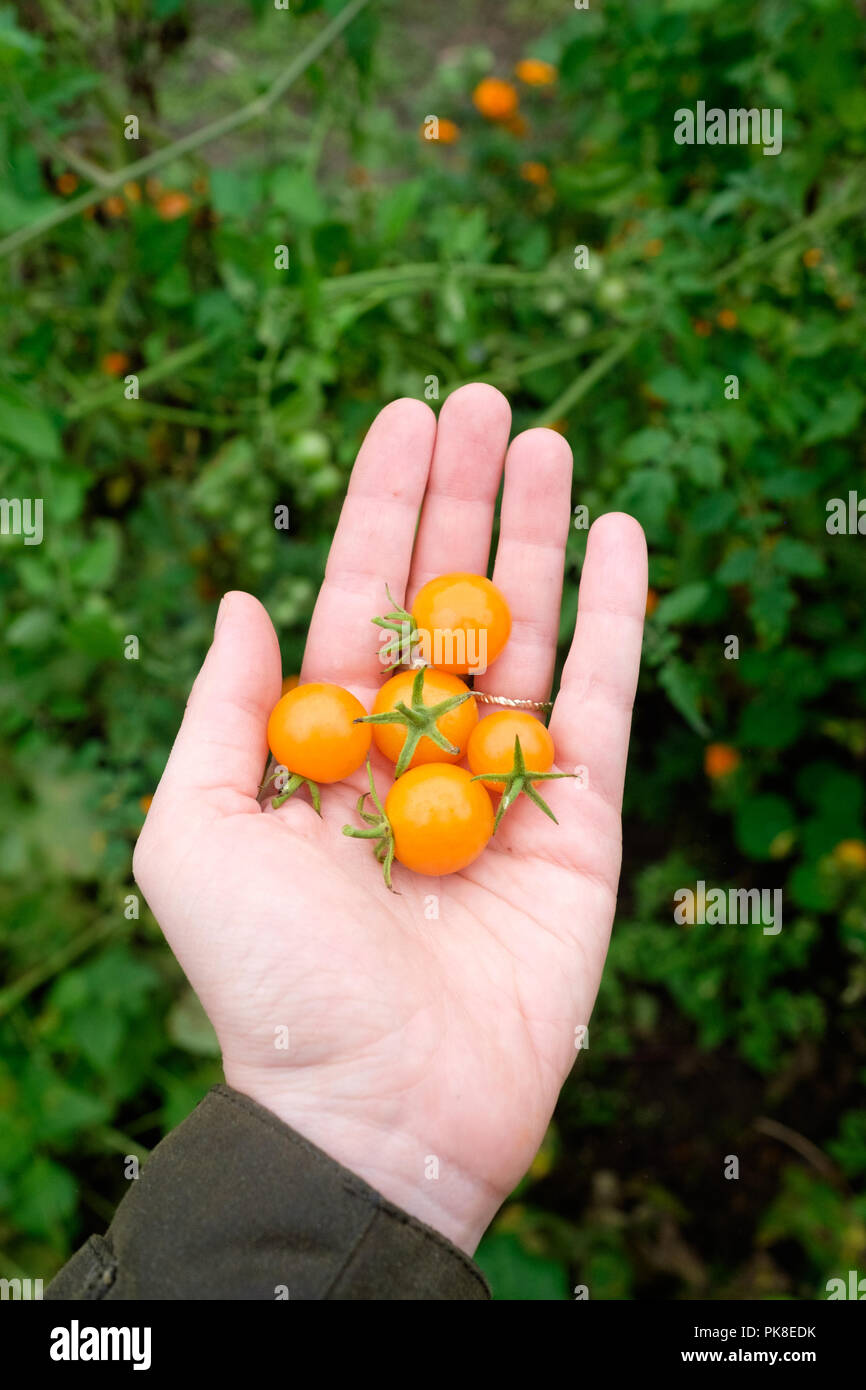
[308,465,343,499]
[598,277,628,308]
[290,430,331,470]
[564,310,592,338]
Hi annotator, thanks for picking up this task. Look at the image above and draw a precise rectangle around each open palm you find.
[133,384,647,1255]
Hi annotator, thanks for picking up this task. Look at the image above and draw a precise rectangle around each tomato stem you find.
[355,666,473,777]
[341,760,396,890]
[271,771,322,815]
[371,582,419,671]
[471,735,575,830]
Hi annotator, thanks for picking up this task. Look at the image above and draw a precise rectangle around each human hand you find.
[133,384,647,1255]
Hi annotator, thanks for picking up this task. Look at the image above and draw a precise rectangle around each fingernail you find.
[215,592,231,634]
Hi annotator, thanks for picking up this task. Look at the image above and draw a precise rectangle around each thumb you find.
[150,590,282,817]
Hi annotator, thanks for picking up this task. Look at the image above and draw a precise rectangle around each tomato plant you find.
[3,0,865,1305]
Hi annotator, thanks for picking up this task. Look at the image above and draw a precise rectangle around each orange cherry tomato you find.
[467,710,555,792]
[370,669,477,769]
[267,683,371,783]
[385,764,494,876]
[411,573,511,675]
[473,77,519,122]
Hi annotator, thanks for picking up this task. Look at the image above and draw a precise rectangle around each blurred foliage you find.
[1,0,865,1298]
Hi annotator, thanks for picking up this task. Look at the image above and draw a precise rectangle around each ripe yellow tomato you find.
[370,669,477,769]
[267,683,371,783]
[467,710,555,792]
[411,573,511,675]
[385,764,494,876]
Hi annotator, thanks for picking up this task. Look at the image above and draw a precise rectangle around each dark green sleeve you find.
[45,1085,490,1301]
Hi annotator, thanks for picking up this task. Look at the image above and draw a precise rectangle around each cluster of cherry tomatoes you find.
[265,573,572,888]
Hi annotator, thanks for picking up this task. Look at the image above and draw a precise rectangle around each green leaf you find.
[475,1231,569,1300]
[664,0,724,11]
[614,469,676,541]
[375,179,424,243]
[49,471,89,522]
[86,946,161,1007]
[691,491,737,534]
[70,524,122,589]
[4,608,57,648]
[810,766,864,819]
[210,168,264,218]
[0,7,43,57]
[739,697,804,751]
[14,1157,77,1240]
[717,546,757,584]
[657,657,710,736]
[646,366,708,408]
[653,582,712,625]
[0,394,60,459]
[270,169,327,226]
[759,469,816,500]
[153,263,192,308]
[66,606,123,659]
[0,188,58,234]
[167,988,222,1059]
[803,388,863,446]
[620,428,674,464]
[680,442,724,487]
[772,537,824,579]
[735,795,796,859]
[67,1005,124,1068]
[789,861,837,913]
[827,1111,866,1177]
[826,644,866,680]
[30,1078,109,1143]
[749,578,796,642]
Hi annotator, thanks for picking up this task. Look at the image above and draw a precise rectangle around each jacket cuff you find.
[47,1084,491,1301]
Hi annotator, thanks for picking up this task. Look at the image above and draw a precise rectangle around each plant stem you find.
[0,917,122,1020]
[709,175,866,289]
[534,326,645,425]
[66,328,232,419]
[91,1126,150,1164]
[0,0,373,260]
[320,262,568,297]
[93,401,245,429]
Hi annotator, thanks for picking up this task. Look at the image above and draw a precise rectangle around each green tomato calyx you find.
[342,760,396,891]
[371,582,419,671]
[355,666,472,778]
[471,735,575,831]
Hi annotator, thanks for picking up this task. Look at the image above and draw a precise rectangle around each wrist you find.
[222,1065,501,1256]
